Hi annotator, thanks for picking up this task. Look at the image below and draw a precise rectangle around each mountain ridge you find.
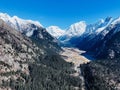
[0,13,43,37]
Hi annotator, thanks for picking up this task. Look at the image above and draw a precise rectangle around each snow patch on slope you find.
[46,26,65,38]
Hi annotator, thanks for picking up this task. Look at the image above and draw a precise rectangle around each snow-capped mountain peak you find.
[0,13,43,37]
[46,26,65,38]
[65,21,87,36]
[12,15,43,27]
[95,17,113,33]
[0,13,10,18]
[0,13,43,27]
[84,17,113,35]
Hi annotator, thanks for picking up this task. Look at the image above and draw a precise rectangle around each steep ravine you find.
[60,48,90,90]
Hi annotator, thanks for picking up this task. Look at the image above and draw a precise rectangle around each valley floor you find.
[60,47,90,90]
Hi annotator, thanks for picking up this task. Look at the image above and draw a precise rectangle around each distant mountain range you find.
[47,17,113,45]
[47,16,120,59]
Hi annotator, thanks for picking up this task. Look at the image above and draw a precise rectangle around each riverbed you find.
[60,47,90,65]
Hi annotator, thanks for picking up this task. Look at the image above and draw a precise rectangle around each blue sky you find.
[0,0,120,29]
